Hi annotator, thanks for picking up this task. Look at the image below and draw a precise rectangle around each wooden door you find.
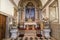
[0,14,6,40]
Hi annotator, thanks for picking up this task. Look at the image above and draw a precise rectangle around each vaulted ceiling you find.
[18,0,42,8]
[10,0,49,9]
[13,0,48,6]
[40,0,48,6]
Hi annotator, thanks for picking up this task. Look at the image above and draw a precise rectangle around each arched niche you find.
[18,0,42,8]
[17,0,42,22]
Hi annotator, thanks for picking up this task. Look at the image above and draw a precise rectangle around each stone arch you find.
[26,2,35,7]
[18,0,42,8]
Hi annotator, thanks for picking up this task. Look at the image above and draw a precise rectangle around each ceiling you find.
[18,0,42,7]
[14,0,48,6]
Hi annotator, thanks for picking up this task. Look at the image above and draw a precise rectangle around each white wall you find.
[0,0,14,16]
[0,0,1,11]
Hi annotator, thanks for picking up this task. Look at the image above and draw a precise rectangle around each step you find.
[3,38,52,40]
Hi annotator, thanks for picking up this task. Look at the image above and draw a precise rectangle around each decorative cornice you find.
[0,11,13,17]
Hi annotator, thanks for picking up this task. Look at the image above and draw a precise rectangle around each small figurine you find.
[43,17,51,39]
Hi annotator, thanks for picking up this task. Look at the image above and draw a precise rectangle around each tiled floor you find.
[3,36,58,40]
[3,38,55,40]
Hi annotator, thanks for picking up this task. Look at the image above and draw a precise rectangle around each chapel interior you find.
[0,0,60,40]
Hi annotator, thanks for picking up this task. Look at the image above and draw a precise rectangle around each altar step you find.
[3,30,56,40]
[3,38,51,40]
[3,37,57,40]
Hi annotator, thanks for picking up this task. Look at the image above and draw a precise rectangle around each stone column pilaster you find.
[58,0,60,24]
[18,8,21,24]
[35,8,38,21]
[39,9,42,20]
[46,6,49,18]
[5,17,10,38]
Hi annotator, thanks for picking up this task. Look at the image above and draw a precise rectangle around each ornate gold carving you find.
[28,18,33,22]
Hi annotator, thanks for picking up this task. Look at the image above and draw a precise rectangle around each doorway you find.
[0,14,6,40]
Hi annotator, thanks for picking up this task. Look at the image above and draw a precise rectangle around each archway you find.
[18,0,42,22]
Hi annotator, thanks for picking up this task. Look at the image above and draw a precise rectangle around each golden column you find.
[40,21,44,30]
